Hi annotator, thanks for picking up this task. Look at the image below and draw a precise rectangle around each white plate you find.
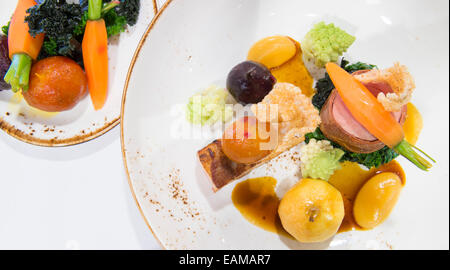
[0,0,157,146]
[121,0,449,249]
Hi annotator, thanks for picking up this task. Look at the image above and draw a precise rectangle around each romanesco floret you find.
[186,85,233,125]
[302,22,356,67]
[300,139,345,181]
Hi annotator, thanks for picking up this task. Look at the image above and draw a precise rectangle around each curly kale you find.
[24,0,141,65]
[312,72,335,111]
[104,9,128,37]
[306,59,398,169]
[104,0,141,35]
[115,0,140,26]
[77,0,141,38]
[26,0,84,58]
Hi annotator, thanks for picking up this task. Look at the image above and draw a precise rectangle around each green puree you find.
[186,85,233,125]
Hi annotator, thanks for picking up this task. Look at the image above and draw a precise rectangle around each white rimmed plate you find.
[0,0,157,146]
[122,0,449,249]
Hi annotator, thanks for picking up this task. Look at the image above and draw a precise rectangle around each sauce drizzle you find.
[232,177,291,238]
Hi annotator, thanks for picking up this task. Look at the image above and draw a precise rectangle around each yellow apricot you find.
[353,173,402,229]
[247,36,297,69]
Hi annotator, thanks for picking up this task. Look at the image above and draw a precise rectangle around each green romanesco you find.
[302,21,356,67]
[300,139,345,181]
[186,85,234,125]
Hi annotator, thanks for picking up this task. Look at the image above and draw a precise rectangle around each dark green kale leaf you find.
[312,73,334,110]
[25,0,83,58]
[1,21,10,36]
[306,128,399,169]
[346,146,399,168]
[306,59,399,169]
[103,9,128,37]
[42,39,57,55]
[77,1,141,38]
[115,0,141,26]
[103,0,141,36]
[341,59,377,73]
[73,12,88,37]
[79,0,88,11]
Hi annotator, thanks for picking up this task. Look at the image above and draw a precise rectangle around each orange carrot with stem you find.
[4,0,44,92]
[326,62,435,171]
[82,0,118,110]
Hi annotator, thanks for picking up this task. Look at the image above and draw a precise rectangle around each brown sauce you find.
[231,177,291,238]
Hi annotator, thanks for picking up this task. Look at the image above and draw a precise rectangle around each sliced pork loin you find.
[320,70,407,154]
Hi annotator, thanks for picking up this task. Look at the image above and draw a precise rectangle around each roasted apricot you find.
[23,56,88,112]
[222,116,273,164]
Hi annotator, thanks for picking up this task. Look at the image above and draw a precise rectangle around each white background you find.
[0,126,161,250]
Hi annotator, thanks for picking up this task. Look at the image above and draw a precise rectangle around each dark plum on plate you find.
[0,35,11,90]
[226,60,276,104]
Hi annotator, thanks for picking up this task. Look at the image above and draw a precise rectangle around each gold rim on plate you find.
[0,117,120,147]
[121,0,173,249]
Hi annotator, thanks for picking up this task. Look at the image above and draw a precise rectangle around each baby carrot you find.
[82,0,110,110]
[4,0,44,92]
[326,62,403,148]
[326,62,434,171]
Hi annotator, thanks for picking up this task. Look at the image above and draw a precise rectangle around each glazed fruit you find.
[226,61,276,105]
[278,178,345,243]
[23,56,88,112]
[222,116,273,164]
[247,36,297,69]
[353,172,402,229]
[247,36,314,97]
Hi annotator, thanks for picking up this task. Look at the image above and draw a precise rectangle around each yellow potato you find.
[278,178,345,243]
[353,173,402,229]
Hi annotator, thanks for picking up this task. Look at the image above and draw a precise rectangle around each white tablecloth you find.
[0,125,161,249]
